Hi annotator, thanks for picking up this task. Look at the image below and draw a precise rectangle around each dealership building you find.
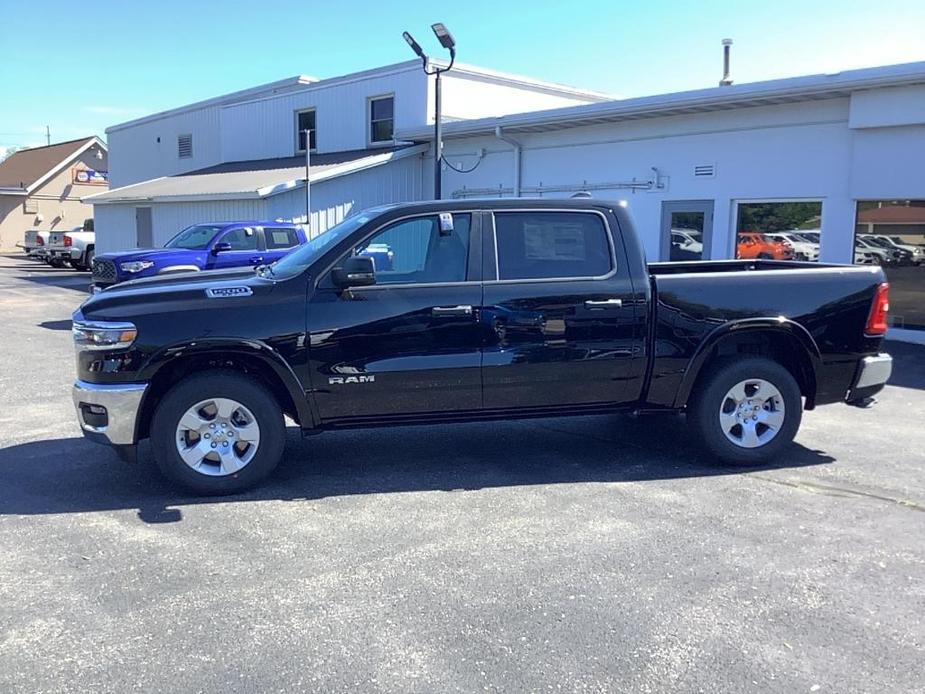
[88,59,925,338]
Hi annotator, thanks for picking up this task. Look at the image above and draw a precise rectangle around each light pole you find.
[303,129,312,232]
[403,23,455,200]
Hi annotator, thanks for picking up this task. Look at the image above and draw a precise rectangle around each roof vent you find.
[178,134,193,159]
[694,163,716,178]
[719,39,733,86]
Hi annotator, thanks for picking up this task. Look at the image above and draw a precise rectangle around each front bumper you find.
[846,353,893,403]
[72,380,148,446]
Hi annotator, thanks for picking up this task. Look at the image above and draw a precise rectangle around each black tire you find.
[151,370,285,495]
[74,249,94,272]
[48,257,65,268]
[688,357,802,466]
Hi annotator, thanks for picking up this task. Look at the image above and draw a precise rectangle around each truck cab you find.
[89,221,307,291]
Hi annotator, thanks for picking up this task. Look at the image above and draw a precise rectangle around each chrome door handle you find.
[432,305,473,316]
[584,299,623,309]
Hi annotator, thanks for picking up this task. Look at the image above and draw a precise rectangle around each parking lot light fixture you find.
[402,23,456,200]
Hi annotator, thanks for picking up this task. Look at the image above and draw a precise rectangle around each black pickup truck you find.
[71,199,893,494]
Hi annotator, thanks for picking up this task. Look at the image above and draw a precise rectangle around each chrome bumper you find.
[854,354,893,389]
[72,380,148,446]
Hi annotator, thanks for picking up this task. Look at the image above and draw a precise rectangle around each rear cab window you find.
[265,227,300,250]
[493,211,614,280]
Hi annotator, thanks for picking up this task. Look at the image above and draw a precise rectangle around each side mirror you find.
[332,255,376,288]
[212,241,233,255]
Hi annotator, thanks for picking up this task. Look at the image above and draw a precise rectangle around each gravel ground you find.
[0,253,922,693]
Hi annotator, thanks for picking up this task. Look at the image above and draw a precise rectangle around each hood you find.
[95,248,202,263]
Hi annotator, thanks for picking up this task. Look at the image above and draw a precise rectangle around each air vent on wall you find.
[178,134,193,159]
[694,163,715,178]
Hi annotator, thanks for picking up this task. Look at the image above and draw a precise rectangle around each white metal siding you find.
[266,155,424,235]
[107,107,223,187]
[221,68,426,161]
[150,200,267,247]
[93,205,140,253]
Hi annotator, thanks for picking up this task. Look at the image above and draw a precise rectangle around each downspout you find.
[494,126,522,197]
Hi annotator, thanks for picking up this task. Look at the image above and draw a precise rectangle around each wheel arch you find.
[135,340,315,440]
[675,318,821,410]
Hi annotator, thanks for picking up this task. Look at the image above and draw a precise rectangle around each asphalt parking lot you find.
[0,253,922,693]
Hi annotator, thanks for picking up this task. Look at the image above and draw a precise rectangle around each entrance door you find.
[307,211,483,422]
[135,207,153,248]
[660,200,714,261]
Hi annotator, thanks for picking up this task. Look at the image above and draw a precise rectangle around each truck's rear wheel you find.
[151,371,285,494]
[689,357,802,465]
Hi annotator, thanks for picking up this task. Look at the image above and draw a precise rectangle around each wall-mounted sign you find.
[73,168,108,185]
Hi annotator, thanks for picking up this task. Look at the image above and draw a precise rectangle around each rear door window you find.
[493,211,613,280]
[220,227,258,251]
[265,227,300,249]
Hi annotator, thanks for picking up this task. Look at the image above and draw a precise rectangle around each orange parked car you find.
[736,232,794,260]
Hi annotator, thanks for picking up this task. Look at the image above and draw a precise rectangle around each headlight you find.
[72,320,138,351]
[120,260,154,273]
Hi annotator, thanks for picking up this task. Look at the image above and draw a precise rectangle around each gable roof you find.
[83,144,426,204]
[0,136,106,192]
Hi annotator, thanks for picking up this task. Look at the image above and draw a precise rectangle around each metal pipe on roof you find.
[494,126,522,197]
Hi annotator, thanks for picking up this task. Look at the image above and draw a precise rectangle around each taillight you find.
[865,282,890,336]
[64,235,72,247]
[36,236,44,246]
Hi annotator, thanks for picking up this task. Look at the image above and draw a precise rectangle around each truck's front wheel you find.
[689,357,802,465]
[151,371,285,494]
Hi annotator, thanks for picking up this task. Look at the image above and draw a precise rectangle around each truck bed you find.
[648,259,845,275]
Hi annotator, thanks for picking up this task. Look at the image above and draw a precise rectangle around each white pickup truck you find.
[47,225,95,270]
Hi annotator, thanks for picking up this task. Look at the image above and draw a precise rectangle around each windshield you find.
[268,212,377,280]
[165,224,225,250]
[864,236,892,249]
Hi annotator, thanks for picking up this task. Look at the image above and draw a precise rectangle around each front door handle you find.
[249,256,264,264]
[432,305,473,316]
[584,298,623,309]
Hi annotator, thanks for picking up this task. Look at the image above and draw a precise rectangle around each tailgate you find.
[48,231,65,247]
[24,231,37,245]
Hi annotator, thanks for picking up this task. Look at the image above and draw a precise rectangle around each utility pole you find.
[45,125,50,146]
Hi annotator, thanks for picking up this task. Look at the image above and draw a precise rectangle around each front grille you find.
[92,258,116,280]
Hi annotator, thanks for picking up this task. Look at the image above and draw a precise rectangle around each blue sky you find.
[2,0,924,153]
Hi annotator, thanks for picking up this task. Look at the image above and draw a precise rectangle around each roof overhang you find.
[84,144,427,205]
[398,60,925,140]
[0,187,28,196]
[26,136,108,194]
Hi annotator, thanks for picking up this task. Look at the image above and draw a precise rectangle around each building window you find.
[855,200,925,331]
[178,134,193,159]
[369,95,394,144]
[296,109,316,152]
[734,201,822,262]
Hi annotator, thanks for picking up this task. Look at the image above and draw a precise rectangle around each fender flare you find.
[673,317,822,408]
[138,337,317,430]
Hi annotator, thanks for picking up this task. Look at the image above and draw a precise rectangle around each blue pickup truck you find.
[90,221,308,292]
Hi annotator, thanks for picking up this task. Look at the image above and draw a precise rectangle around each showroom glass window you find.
[855,200,925,331]
[734,202,822,261]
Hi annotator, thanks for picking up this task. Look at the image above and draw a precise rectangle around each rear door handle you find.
[432,305,473,316]
[249,256,264,264]
[584,299,623,309]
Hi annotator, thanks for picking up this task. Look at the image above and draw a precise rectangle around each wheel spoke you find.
[235,422,260,443]
[178,440,210,468]
[719,411,738,433]
[728,381,748,403]
[178,410,208,432]
[758,409,785,430]
[739,421,761,448]
[215,399,237,420]
[218,445,244,474]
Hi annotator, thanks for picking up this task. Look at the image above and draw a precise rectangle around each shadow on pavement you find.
[883,339,925,390]
[0,414,834,523]
[38,319,73,331]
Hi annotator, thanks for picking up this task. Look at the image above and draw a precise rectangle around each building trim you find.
[399,60,925,140]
